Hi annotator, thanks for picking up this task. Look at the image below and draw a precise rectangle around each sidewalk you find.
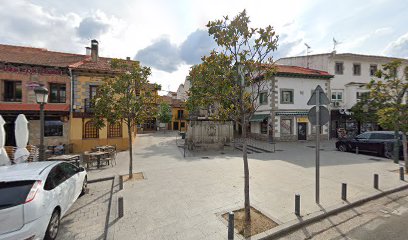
[87,132,407,239]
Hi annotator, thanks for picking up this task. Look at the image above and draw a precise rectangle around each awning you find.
[0,103,70,112]
[250,114,269,122]
[275,111,308,116]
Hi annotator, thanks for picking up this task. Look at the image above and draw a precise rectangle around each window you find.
[261,119,268,134]
[45,120,63,137]
[83,121,99,139]
[335,62,344,75]
[259,92,268,105]
[4,81,22,102]
[356,132,371,139]
[177,110,184,119]
[59,162,78,179]
[44,166,67,190]
[370,133,394,140]
[89,85,98,99]
[0,180,35,209]
[49,83,66,103]
[353,63,361,75]
[356,92,369,101]
[280,89,294,104]
[331,91,343,101]
[181,122,185,128]
[280,119,292,135]
[108,122,122,138]
[370,64,377,76]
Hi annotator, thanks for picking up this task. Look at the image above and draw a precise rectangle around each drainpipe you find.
[68,68,74,113]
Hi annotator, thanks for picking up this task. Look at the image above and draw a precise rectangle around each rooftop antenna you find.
[333,37,342,51]
[305,43,312,68]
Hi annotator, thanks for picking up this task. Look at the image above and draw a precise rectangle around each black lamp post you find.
[34,86,48,160]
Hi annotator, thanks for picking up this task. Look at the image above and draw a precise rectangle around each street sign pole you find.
[315,88,320,204]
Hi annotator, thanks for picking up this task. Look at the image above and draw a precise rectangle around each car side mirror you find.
[78,167,85,172]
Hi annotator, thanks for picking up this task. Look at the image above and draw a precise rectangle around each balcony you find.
[84,98,94,113]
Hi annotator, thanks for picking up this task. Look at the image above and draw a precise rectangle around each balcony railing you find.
[84,98,94,113]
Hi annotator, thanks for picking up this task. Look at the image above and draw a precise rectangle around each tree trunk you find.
[242,116,251,225]
[127,119,133,179]
[403,133,408,173]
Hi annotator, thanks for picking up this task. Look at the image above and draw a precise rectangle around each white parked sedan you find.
[0,161,87,240]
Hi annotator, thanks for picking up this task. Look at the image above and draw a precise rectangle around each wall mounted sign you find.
[1,64,64,75]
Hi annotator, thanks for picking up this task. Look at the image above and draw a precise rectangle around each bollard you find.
[400,167,405,181]
[295,194,301,216]
[374,174,379,189]
[356,147,359,154]
[341,183,347,201]
[118,197,124,218]
[228,212,234,240]
[119,175,123,190]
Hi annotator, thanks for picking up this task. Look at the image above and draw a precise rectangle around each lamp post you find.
[34,86,48,161]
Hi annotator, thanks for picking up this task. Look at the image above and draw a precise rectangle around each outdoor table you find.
[88,151,109,168]
[47,154,81,167]
[95,145,115,152]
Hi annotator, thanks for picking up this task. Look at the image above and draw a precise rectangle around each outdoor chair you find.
[27,145,39,162]
[82,152,97,169]
[100,150,116,167]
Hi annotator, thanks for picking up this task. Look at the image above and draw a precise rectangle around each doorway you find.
[297,122,307,140]
[173,122,179,130]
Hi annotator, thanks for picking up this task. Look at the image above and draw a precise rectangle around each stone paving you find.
[57,178,117,240]
[60,132,408,239]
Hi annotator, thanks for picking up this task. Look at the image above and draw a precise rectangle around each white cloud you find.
[384,32,408,58]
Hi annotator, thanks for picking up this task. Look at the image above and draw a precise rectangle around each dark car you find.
[336,131,405,159]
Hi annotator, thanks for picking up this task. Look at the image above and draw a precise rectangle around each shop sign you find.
[297,117,309,123]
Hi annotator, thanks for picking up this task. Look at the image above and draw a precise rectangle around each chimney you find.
[85,47,91,56]
[91,39,99,62]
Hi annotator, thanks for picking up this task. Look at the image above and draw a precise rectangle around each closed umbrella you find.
[0,115,10,166]
[14,114,30,163]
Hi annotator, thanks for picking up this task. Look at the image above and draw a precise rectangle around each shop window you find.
[83,121,99,139]
[108,122,122,138]
[45,120,63,137]
[49,83,66,103]
[280,119,292,135]
[280,89,294,104]
[261,120,268,134]
[4,80,22,102]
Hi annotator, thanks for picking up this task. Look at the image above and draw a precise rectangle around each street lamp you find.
[34,86,48,161]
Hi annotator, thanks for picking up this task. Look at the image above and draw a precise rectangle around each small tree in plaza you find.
[367,60,408,165]
[92,59,158,178]
[157,103,172,130]
[187,10,278,229]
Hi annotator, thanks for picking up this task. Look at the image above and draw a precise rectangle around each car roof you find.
[0,161,61,182]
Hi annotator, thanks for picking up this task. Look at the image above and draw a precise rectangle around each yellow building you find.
[69,40,139,152]
[162,96,188,132]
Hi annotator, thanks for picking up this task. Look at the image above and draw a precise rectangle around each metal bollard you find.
[228,212,234,240]
[119,175,123,190]
[400,167,405,181]
[118,197,124,218]
[341,183,347,201]
[374,174,379,189]
[356,147,359,154]
[295,194,301,216]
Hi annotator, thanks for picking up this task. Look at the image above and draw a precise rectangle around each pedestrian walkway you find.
[82,132,407,239]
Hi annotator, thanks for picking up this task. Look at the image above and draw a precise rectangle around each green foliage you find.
[367,60,408,131]
[157,103,172,123]
[350,95,379,124]
[92,58,158,129]
[187,10,278,122]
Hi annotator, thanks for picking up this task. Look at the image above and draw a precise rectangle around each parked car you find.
[336,131,405,159]
[0,161,87,240]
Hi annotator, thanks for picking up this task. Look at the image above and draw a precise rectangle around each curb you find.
[88,176,115,184]
[259,183,408,240]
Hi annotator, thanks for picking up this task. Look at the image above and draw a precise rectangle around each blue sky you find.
[1,0,407,93]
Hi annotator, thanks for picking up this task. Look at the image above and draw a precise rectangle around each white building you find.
[277,52,408,137]
[249,65,333,141]
[176,77,190,101]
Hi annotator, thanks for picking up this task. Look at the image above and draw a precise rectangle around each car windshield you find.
[0,180,35,209]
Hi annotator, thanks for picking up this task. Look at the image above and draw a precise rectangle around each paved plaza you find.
[66,132,407,239]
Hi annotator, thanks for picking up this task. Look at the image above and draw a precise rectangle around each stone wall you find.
[28,120,70,146]
[186,120,234,150]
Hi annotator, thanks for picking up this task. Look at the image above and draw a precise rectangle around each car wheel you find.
[81,176,88,195]
[45,209,60,240]
[338,144,348,152]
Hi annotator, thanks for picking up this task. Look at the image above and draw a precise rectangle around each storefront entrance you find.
[297,122,307,140]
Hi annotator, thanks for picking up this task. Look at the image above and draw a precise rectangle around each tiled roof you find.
[0,103,70,112]
[0,43,133,72]
[276,65,332,77]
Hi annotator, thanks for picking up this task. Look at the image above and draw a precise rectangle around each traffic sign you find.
[307,85,330,106]
[308,106,330,125]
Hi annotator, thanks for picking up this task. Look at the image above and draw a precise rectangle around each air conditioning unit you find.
[332,101,341,107]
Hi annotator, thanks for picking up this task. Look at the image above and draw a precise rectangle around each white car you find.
[0,161,87,240]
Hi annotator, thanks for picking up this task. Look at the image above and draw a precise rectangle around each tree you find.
[188,10,278,227]
[157,103,172,130]
[92,59,158,178]
[350,94,380,133]
[367,60,408,166]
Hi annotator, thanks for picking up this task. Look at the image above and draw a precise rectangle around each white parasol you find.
[14,114,30,163]
[0,115,10,166]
